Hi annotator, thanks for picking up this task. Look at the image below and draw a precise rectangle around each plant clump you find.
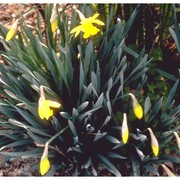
[0,4,179,176]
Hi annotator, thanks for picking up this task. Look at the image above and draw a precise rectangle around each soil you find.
[0,156,39,176]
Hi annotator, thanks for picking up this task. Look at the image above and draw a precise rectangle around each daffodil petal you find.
[40,156,50,175]
[91,13,99,20]
[92,19,105,26]
[70,25,83,34]
[46,100,61,108]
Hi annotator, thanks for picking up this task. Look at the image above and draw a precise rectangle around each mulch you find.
[0,156,40,176]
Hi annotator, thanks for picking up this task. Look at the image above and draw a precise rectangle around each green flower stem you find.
[47,125,69,144]
[112,93,130,105]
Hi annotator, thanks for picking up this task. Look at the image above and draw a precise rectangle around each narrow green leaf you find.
[77,101,89,112]
[60,112,71,119]
[107,101,112,116]
[160,154,180,163]
[94,131,107,142]
[78,107,101,122]
[79,61,85,94]
[144,97,151,115]
[105,134,120,144]
[164,80,179,109]
[68,120,78,137]
[98,154,121,176]
[156,68,177,81]
[91,72,98,93]
[93,93,104,109]
[143,164,160,176]
[123,46,139,58]
[106,152,126,159]
[11,105,40,128]
[100,116,111,129]
[169,27,180,54]
[0,148,42,157]
[9,119,51,137]
[107,78,113,92]
[0,131,19,141]
[0,139,32,151]
[82,83,93,102]
[84,41,93,78]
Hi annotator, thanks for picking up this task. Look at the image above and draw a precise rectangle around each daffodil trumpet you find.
[147,128,159,156]
[129,93,143,119]
[38,86,61,120]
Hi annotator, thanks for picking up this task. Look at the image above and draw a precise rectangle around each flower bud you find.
[147,128,159,156]
[129,93,143,119]
[40,142,50,175]
[161,164,176,176]
[6,19,19,41]
[121,113,129,144]
[173,132,180,150]
[50,4,58,33]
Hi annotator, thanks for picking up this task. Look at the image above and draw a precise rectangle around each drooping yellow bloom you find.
[70,11,104,39]
[6,19,19,41]
[173,132,180,150]
[50,4,58,33]
[38,86,61,120]
[40,143,50,175]
[121,113,129,144]
[161,164,176,176]
[129,93,143,119]
[147,128,159,156]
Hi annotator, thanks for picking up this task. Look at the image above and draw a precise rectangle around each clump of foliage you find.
[0,4,179,176]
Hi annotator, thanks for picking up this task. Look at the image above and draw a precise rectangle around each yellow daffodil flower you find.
[173,132,180,150]
[147,128,159,156]
[121,113,129,144]
[40,143,50,175]
[129,93,143,119]
[161,164,176,176]
[70,11,104,39]
[6,19,19,41]
[38,86,61,120]
[50,4,58,33]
